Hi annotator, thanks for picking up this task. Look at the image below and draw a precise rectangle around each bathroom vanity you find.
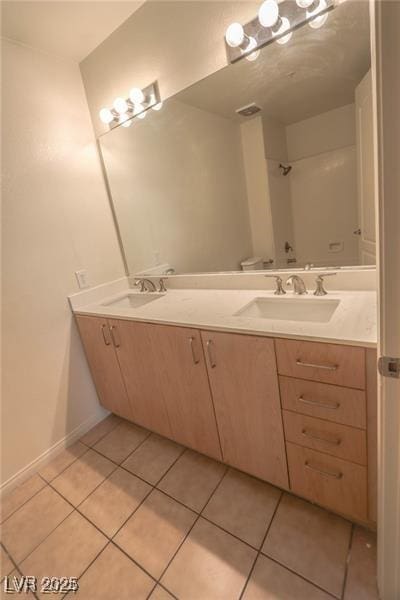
[71,279,377,528]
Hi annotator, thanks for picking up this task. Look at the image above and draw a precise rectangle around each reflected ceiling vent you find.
[236,103,261,117]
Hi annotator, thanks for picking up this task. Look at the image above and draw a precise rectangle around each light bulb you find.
[152,102,163,111]
[137,110,147,120]
[119,113,129,126]
[296,0,314,8]
[225,22,245,48]
[122,118,132,128]
[113,97,128,115]
[307,0,329,28]
[244,37,260,62]
[258,0,279,28]
[274,17,293,44]
[134,103,145,116]
[129,87,145,104]
[99,108,114,124]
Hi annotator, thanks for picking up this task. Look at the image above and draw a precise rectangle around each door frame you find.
[371,1,400,598]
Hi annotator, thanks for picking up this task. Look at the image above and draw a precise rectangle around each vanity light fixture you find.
[98,81,161,130]
[225,0,334,63]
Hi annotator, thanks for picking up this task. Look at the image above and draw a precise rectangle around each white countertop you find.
[70,282,377,348]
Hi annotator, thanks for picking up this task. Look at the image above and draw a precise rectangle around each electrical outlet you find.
[75,269,89,289]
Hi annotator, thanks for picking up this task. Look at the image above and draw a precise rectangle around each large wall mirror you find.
[99,0,375,276]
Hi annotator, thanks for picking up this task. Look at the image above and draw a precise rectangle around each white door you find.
[355,69,376,264]
[372,1,400,598]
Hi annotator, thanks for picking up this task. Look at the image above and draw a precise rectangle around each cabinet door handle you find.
[298,395,340,410]
[296,359,338,371]
[206,340,216,368]
[109,325,121,348]
[305,460,343,479]
[101,324,111,346]
[302,428,341,446]
[189,336,200,364]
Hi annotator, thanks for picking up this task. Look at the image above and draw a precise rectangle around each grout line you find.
[79,415,123,449]
[238,490,283,600]
[340,523,355,600]
[155,465,230,588]
[0,480,50,526]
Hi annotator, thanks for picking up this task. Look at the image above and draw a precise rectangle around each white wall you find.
[286,104,359,266]
[100,99,252,274]
[1,39,125,486]
[240,117,275,262]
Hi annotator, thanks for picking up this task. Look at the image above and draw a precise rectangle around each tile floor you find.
[1,415,379,599]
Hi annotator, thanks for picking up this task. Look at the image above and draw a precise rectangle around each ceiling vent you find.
[235,103,261,117]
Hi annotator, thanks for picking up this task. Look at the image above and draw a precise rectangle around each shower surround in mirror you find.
[99,0,375,276]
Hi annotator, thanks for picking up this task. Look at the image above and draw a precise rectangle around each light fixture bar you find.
[99,81,161,131]
[225,0,334,64]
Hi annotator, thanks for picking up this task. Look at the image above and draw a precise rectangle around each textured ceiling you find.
[177,0,370,125]
[1,0,145,61]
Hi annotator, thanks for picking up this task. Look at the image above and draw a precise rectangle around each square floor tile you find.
[262,494,351,598]
[20,512,107,600]
[79,468,151,537]
[203,468,281,548]
[148,585,175,599]
[161,517,256,600]
[122,434,183,485]
[80,414,121,447]
[74,542,154,599]
[157,450,226,512]
[52,449,115,506]
[0,546,14,578]
[1,486,73,563]
[0,474,45,523]
[94,421,149,464]
[344,527,379,599]
[242,554,332,600]
[39,442,87,482]
[114,489,196,579]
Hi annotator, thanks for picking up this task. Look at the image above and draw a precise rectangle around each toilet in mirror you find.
[99,0,375,277]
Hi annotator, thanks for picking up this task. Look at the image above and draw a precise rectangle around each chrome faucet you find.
[313,273,336,296]
[134,278,157,292]
[286,275,307,295]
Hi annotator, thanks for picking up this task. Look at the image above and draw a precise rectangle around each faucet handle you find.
[265,275,286,295]
[314,273,336,296]
[158,278,167,293]
[134,278,145,292]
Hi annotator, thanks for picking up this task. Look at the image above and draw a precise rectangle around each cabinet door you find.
[75,315,133,420]
[149,325,222,460]
[108,319,171,438]
[202,331,288,488]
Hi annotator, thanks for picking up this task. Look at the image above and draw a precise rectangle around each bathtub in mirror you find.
[99,0,375,276]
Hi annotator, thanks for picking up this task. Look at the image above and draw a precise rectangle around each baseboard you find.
[0,406,110,498]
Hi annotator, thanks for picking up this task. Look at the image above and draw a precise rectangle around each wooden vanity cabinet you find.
[107,319,172,438]
[148,325,222,460]
[75,315,133,421]
[201,331,289,489]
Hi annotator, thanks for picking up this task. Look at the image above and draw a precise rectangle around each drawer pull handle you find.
[206,340,217,368]
[189,336,200,365]
[101,324,111,346]
[305,461,343,479]
[296,359,338,371]
[302,428,341,446]
[298,395,340,410]
[110,325,121,348]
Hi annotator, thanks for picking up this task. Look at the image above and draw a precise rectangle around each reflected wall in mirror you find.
[99,0,375,276]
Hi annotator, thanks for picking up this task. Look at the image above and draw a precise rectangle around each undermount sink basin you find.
[235,297,340,323]
[102,292,164,309]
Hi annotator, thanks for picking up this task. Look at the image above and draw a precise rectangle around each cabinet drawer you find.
[286,442,367,521]
[283,411,367,465]
[280,376,366,429]
[275,339,365,389]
